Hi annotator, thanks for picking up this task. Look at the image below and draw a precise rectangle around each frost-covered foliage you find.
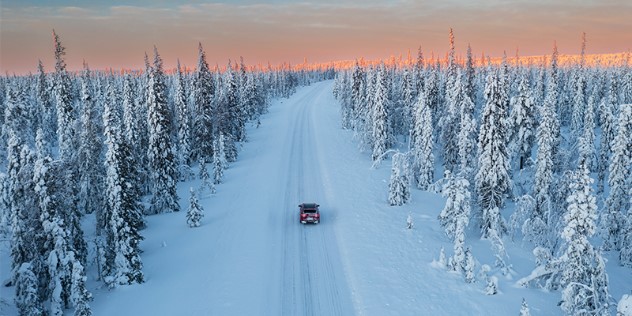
[410,88,434,190]
[147,47,180,215]
[15,262,44,316]
[102,81,144,288]
[175,61,193,182]
[186,188,204,228]
[508,74,536,170]
[213,134,228,185]
[602,104,632,251]
[476,70,510,239]
[519,298,530,316]
[371,63,392,164]
[560,162,610,315]
[388,153,410,206]
[438,171,470,240]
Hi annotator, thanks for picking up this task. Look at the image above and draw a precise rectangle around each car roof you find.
[302,203,318,208]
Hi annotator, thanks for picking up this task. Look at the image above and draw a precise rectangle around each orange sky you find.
[2,1,632,74]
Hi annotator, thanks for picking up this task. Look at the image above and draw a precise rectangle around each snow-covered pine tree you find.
[147,47,180,214]
[577,86,597,169]
[441,172,471,280]
[192,43,215,163]
[464,247,476,283]
[186,188,204,228]
[52,30,77,162]
[508,74,536,170]
[457,73,477,177]
[439,68,462,173]
[36,60,56,145]
[70,258,92,316]
[560,161,609,315]
[388,153,410,206]
[103,80,144,287]
[220,61,241,162]
[520,298,531,316]
[533,73,558,235]
[175,60,193,181]
[597,75,617,194]
[411,88,434,190]
[602,104,631,250]
[438,170,471,240]
[15,262,44,316]
[121,74,144,210]
[371,63,391,164]
[621,190,632,267]
[77,65,105,226]
[212,133,228,185]
[464,44,476,103]
[8,136,42,284]
[571,67,587,142]
[475,70,510,238]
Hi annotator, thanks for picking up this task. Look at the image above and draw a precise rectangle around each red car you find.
[299,203,320,224]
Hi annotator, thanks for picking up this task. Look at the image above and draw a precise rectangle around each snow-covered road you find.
[89,80,355,315]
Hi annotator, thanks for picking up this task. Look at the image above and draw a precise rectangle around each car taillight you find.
[301,214,307,218]
[315,214,320,218]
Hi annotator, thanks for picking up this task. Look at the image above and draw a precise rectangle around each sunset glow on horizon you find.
[2,0,631,74]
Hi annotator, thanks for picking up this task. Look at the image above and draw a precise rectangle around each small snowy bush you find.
[186,188,204,227]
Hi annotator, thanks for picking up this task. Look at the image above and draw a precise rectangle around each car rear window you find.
[304,209,317,214]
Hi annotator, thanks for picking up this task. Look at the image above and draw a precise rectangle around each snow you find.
[1,80,631,315]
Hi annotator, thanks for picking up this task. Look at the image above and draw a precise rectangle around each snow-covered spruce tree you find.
[15,262,44,316]
[103,80,144,287]
[219,61,241,163]
[400,68,416,136]
[371,63,391,164]
[508,74,536,170]
[344,60,363,129]
[212,133,228,185]
[602,104,632,251]
[464,247,476,283]
[8,135,43,285]
[52,30,77,162]
[596,76,617,194]
[439,68,461,173]
[621,191,632,267]
[533,75,558,236]
[192,43,215,163]
[36,60,57,145]
[175,60,193,181]
[577,86,597,169]
[438,170,471,239]
[77,65,105,225]
[121,74,144,208]
[571,67,587,142]
[411,88,434,190]
[147,47,180,214]
[475,70,510,238]
[517,298,531,316]
[186,188,204,228]
[34,154,81,315]
[70,259,92,316]
[438,170,471,278]
[560,162,610,315]
[457,73,477,177]
[4,82,32,146]
[388,153,410,206]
